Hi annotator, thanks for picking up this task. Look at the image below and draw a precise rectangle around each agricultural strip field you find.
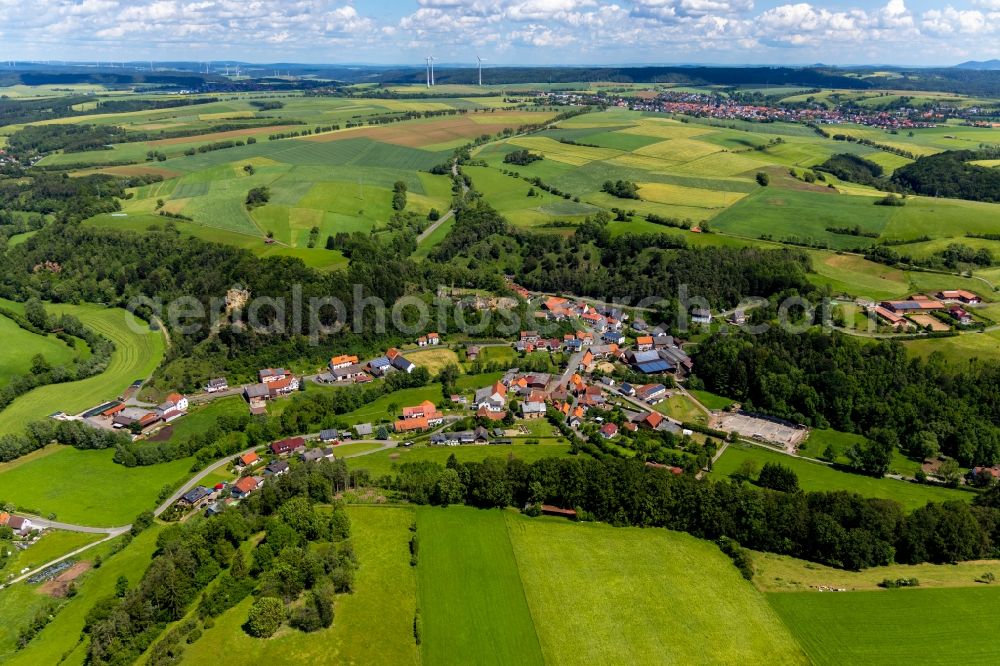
[0,314,78,387]
[0,446,193,526]
[768,587,1000,665]
[508,513,806,665]
[416,506,544,666]
[710,443,972,511]
[182,506,420,665]
[0,301,166,436]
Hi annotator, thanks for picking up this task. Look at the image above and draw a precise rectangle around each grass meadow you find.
[710,443,971,511]
[0,446,193,526]
[507,513,806,665]
[0,314,79,387]
[416,506,544,666]
[0,530,102,579]
[0,301,166,436]
[768,587,1000,664]
[348,443,575,478]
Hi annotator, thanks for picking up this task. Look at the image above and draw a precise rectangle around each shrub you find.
[246,596,284,638]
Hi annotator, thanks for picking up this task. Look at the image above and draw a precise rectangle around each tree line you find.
[693,328,1000,468]
[380,454,1000,571]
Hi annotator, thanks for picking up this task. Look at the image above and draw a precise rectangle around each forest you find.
[692,329,1000,467]
[892,150,1000,203]
[431,202,815,307]
[817,153,886,189]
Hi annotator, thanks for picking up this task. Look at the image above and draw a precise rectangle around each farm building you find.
[880,299,945,313]
[936,290,980,304]
[625,350,673,374]
[872,306,910,329]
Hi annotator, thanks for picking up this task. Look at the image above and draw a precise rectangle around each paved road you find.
[416,208,455,244]
[416,160,463,245]
[552,346,589,392]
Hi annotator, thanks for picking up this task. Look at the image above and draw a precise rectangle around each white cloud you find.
[0,0,998,64]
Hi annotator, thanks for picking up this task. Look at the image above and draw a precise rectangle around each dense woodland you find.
[892,150,1000,203]
[431,201,816,307]
[693,329,1000,467]
[390,454,1000,571]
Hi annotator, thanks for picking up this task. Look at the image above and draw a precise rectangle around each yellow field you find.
[637,182,746,208]
[971,159,1000,168]
[198,111,254,120]
[673,151,772,177]
[606,153,682,170]
[401,347,459,375]
[618,120,714,139]
[865,151,914,172]
[635,137,722,161]
[509,136,621,166]
[753,550,1000,592]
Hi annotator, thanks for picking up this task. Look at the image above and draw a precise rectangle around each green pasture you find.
[754,549,1000,593]
[769,587,1000,665]
[0,446,193,526]
[416,507,544,666]
[347,443,574,478]
[0,301,166,436]
[0,314,79,387]
[710,443,972,511]
[508,513,806,665]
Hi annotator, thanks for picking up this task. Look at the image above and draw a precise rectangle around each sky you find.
[1,0,998,67]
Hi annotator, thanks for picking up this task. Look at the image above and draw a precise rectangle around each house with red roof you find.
[270,437,305,456]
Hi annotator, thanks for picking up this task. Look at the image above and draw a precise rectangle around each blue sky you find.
[1,0,997,66]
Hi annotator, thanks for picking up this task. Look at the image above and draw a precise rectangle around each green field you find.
[0,446,193,526]
[417,507,544,665]
[348,443,574,478]
[711,443,971,511]
[183,506,420,665]
[508,512,805,664]
[769,587,1000,664]
[0,301,166,436]
[654,392,708,425]
[0,314,79,387]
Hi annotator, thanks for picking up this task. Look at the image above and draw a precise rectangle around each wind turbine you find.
[430,56,436,86]
[476,55,486,86]
[425,56,431,87]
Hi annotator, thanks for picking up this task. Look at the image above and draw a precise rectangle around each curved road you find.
[4,439,397,587]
